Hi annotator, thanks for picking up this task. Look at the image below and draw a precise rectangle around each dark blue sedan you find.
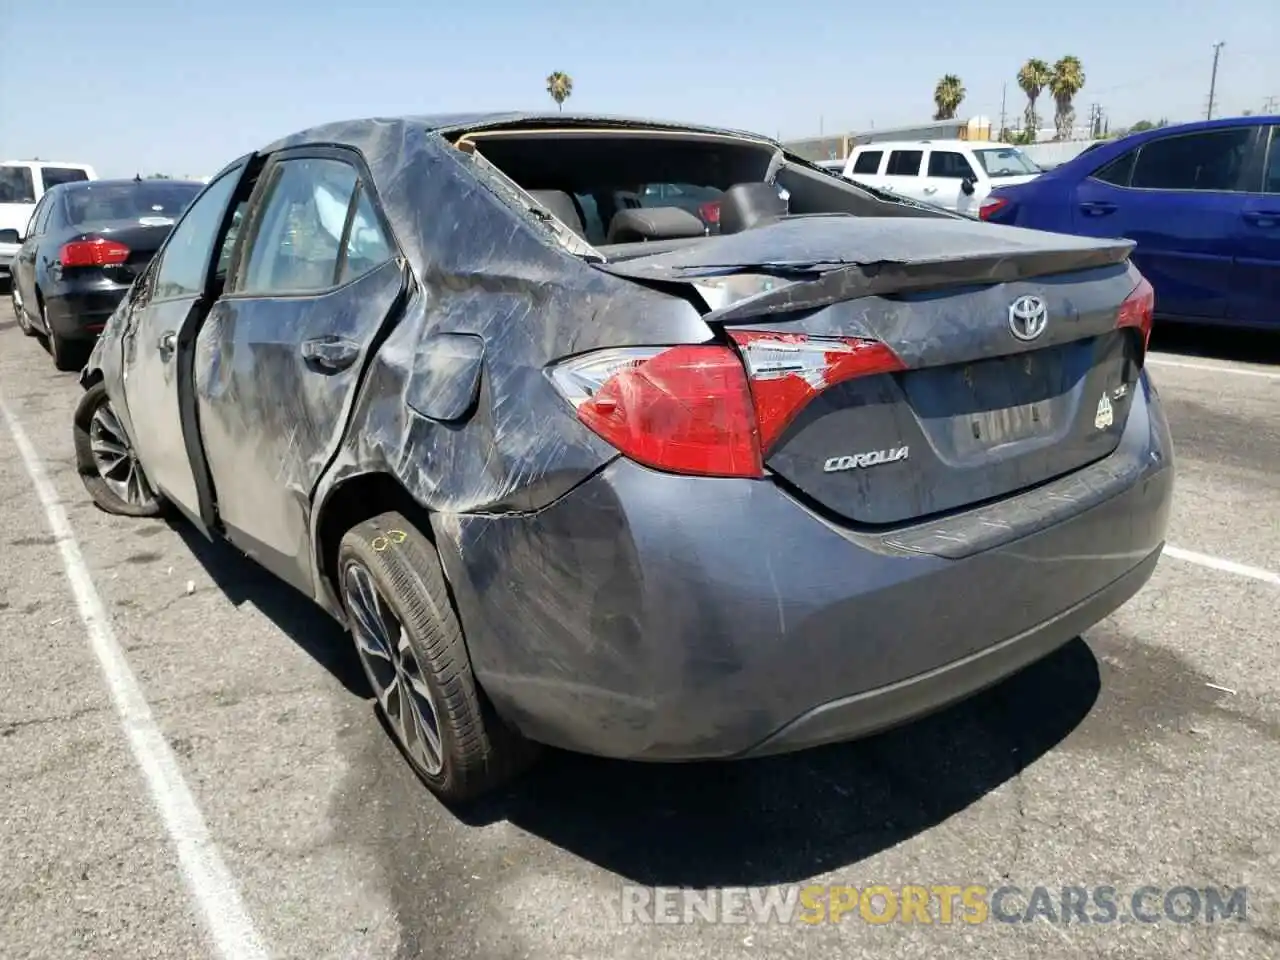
[980,116,1280,330]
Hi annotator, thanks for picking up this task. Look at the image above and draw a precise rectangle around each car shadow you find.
[166,517,371,698]
[165,513,1100,889]
[1151,322,1280,365]
[455,637,1100,888]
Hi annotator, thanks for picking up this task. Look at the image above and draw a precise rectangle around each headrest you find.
[527,190,584,237]
[719,182,789,234]
[606,207,707,244]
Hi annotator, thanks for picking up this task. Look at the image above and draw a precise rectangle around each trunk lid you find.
[595,217,1145,526]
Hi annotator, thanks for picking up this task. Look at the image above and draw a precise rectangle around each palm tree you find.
[1049,56,1086,140]
[932,75,966,121]
[1017,58,1052,141]
[545,71,573,112]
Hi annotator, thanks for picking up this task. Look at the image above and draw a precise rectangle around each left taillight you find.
[1116,273,1156,352]
[978,196,1010,221]
[549,333,906,479]
[697,200,721,226]
[730,331,906,451]
[549,345,763,478]
[59,237,130,268]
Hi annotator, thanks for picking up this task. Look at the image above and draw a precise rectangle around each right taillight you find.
[549,333,906,478]
[1116,274,1155,352]
[978,196,1010,221]
[59,237,130,268]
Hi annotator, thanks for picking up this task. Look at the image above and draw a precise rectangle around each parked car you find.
[979,116,1280,330]
[0,160,97,286]
[72,113,1172,803]
[9,177,203,369]
[840,139,1042,215]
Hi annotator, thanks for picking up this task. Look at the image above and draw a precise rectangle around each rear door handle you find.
[1243,210,1280,227]
[922,186,938,195]
[1079,201,1117,216]
[301,335,361,372]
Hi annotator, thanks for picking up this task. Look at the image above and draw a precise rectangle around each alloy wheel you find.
[342,560,445,776]
[88,401,157,508]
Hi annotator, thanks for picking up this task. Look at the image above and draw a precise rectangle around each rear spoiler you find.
[596,236,1136,324]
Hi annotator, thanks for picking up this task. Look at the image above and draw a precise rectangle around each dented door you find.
[191,150,404,591]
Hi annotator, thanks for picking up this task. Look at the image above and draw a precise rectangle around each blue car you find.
[980,117,1280,330]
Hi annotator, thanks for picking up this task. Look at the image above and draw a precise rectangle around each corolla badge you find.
[1008,295,1048,341]
[823,446,910,473]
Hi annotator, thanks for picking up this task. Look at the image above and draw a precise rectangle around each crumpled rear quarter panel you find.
[304,120,715,602]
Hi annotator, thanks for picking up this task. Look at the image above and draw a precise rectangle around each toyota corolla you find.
[71,112,1174,802]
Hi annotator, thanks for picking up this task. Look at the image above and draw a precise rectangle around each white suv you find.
[837,140,1041,216]
[0,160,98,282]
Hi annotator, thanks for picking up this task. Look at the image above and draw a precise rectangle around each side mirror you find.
[960,178,976,196]
[0,228,22,245]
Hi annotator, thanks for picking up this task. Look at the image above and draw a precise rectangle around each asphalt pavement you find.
[0,311,1277,960]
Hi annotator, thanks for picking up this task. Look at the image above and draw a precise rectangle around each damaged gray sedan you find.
[72,113,1174,802]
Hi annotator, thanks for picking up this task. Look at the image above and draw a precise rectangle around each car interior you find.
[451,127,944,260]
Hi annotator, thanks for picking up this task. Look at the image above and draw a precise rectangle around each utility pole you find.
[999,83,1007,137]
[1263,95,1279,114]
[1206,41,1225,120]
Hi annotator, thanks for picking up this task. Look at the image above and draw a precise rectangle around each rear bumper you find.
[44,281,129,339]
[433,372,1174,761]
[741,545,1159,757]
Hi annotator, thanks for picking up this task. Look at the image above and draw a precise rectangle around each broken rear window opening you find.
[451,125,947,256]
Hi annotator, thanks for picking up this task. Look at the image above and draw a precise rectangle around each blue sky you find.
[3,0,1277,178]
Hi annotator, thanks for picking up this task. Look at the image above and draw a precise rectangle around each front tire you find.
[72,381,165,517]
[338,512,538,803]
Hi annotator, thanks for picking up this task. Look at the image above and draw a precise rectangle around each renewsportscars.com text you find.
[620,884,1249,926]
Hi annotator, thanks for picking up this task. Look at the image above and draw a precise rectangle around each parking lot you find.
[0,312,1277,959]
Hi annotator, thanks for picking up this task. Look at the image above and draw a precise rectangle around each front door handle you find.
[1243,210,1280,227]
[922,186,938,195]
[157,331,176,361]
[301,335,360,372]
[1079,201,1117,216]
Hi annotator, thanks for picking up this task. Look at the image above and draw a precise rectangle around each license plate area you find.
[902,344,1083,461]
[961,399,1057,451]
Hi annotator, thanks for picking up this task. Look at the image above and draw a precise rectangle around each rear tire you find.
[338,511,538,803]
[48,319,83,372]
[12,287,33,336]
[73,381,165,517]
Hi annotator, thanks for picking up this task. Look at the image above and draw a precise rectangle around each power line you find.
[1206,41,1225,120]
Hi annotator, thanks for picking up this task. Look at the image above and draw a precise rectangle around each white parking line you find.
[1147,356,1280,380]
[0,394,271,960]
[1164,546,1280,586]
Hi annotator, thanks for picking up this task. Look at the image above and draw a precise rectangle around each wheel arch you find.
[312,470,439,614]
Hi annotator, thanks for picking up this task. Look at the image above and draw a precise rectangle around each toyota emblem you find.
[1008,295,1048,341]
